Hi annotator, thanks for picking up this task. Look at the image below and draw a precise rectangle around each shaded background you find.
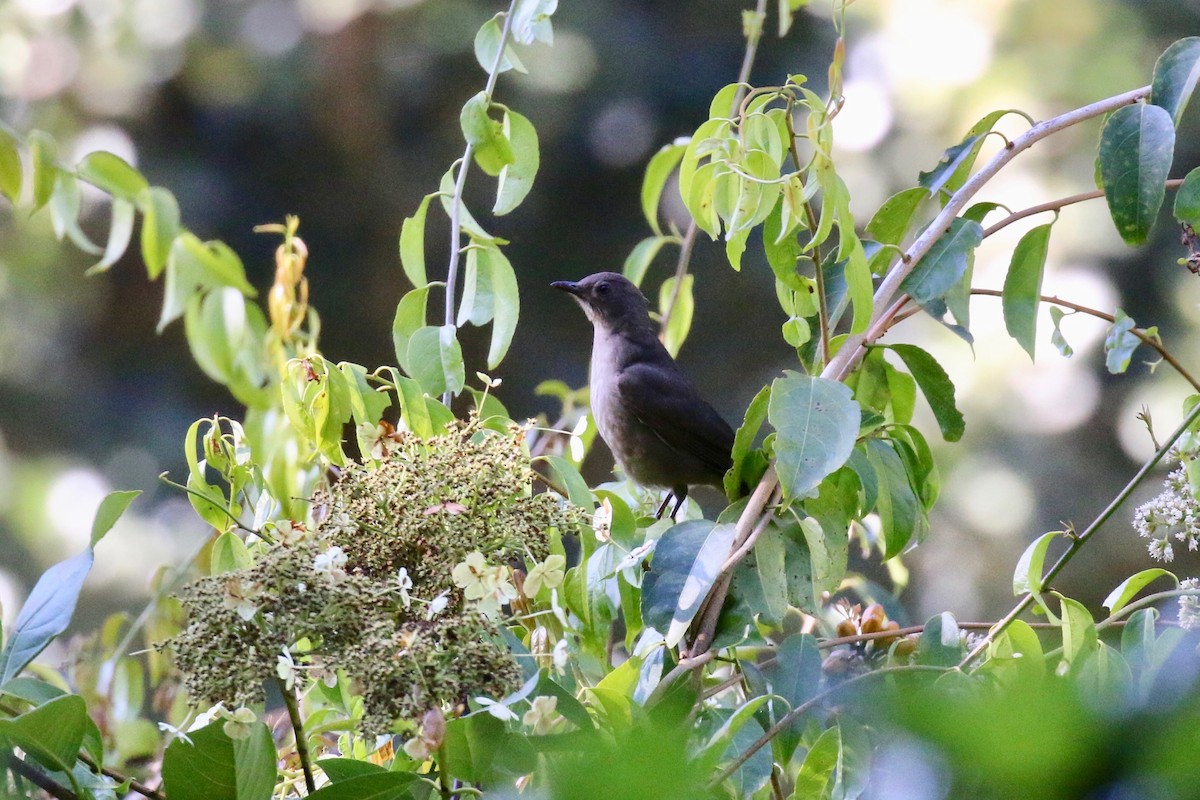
[1,0,1199,634]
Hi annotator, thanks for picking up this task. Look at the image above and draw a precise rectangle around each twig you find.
[981,179,1185,239]
[707,665,952,788]
[659,0,768,341]
[958,398,1200,669]
[441,0,519,405]
[968,288,1200,392]
[1094,588,1200,632]
[7,755,76,800]
[784,110,829,365]
[279,678,316,794]
[77,752,164,800]
[821,84,1151,383]
[644,649,718,708]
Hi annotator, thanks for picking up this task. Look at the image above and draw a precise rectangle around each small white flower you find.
[396,567,414,608]
[452,552,492,599]
[275,520,307,545]
[592,498,613,542]
[403,735,434,761]
[569,415,588,462]
[314,545,349,580]
[475,696,519,721]
[524,554,566,597]
[425,590,450,620]
[1148,537,1174,562]
[522,695,562,735]
[156,721,193,745]
[552,638,569,671]
[276,649,297,690]
[190,703,228,731]
[222,707,257,740]
[222,578,258,621]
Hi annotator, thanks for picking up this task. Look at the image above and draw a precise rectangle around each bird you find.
[551,272,735,520]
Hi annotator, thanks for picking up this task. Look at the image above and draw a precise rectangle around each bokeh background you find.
[1,0,1199,636]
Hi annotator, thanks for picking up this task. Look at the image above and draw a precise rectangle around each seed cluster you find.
[166,417,579,732]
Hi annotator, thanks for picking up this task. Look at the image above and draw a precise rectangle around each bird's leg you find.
[655,493,674,520]
[669,487,688,521]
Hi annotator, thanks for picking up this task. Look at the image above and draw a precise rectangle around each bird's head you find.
[551,272,653,333]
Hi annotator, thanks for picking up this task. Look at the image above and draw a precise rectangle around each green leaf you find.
[1103,308,1139,374]
[865,186,930,249]
[317,758,387,784]
[1002,223,1053,360]
[459,244,520,368]
[162,721,276,800]
[407,324,465,397]
[91,490,140,547]
[1048,306,1074,357]
[864,438,926,558]
[307,772,422,799]
[622,236,673,286]
[399,193,434,288]
[461,92,515,176]
[725,385,771,498]
[29,130,58,210]
[138,186,181,280]
[1150,37,1200,126]
[918,612,962,666]
[494,109,539,215]
[438,168,498,243]
[1102,568,1177,615]
[49,172,102,254]
[1097,102,1175,246]
[210,531,253,574]
[882,344,965,442]
[1057,593,1097,666]
[392,285,432,375]
[76,151,148,200]
[1173,166,1200,226]
[641,142,686,234]
[0,548,94,685]
[541,454,594,509]
[641,520,737,648]
[0,127,21,203]
[0,694,88,773]
[1013,531,1059,595]
[474,13,526,75]
[768,372,860,500]
[86,198,137,276]
[658,274,694,358]
[390,372,433,438]
[899,218,983,306]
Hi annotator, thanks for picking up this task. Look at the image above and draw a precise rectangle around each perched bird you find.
[552,272,734,519]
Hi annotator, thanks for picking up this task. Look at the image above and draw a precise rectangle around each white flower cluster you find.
[1133,463,1200,562]
[1180,577,1200,631]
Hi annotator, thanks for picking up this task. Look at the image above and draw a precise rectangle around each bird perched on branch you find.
[552,272,734,519]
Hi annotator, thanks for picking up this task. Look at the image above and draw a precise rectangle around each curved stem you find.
[708,664,952,788]
[441,0,519,405]
[1095,588,1200,631]
[982,179,1185,239]
[969,288,1200,392]
[659,0,768,342]
[822,84,1151,382]
[958,398,1200,669]
[278,678,316,794]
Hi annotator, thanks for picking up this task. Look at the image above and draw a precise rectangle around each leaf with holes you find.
[1097,103,1175,246]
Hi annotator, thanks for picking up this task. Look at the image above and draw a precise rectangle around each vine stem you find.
[707,665,952,788]
[966,288,1200,392]
[958,398,1200,670]
[659,0,768,341]
[278,678,316,794]
[441,0,519,405]
[821,84,1151,383]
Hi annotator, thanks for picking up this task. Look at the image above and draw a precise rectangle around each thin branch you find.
[644,650,718,708]
[1095,588,1200,631]
[7,756,76,800]
[659,0,768,341]
[969,288,1200,392]
[76,753,164,800]
[822,84,1151,383]
[784,110,829,366]
[958,398,1200,669]
[708,665,952,788]
[441,0,519,405]
[279,678,316,794]
[982,179,1185,239]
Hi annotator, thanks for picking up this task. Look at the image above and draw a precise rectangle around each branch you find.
[441,0,519,405]
[982,179,1185,239]
[8,755,77,800]
[1094,588,1200,632]
[822,84,1151,383]
[76,753,164,800]
[968,288,1200,392]
[958,398,1200,669]
[659,0,768,341]
[278,678,316,794]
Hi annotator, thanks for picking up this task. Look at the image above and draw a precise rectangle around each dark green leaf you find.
[883,344,964,441]
[317,758,386,783]
[0,694,88,773]
[899,218,983,306]
[1097,103,1175,246]
[308,773,422,799]
[392,286,431,375]
[494,109,539,214]
[137,186,180,280]
[768,372,861,500]
[641,142,686,235]
[0,127,21,203]
[1103,309,1139,374]
[162,722,276,800]
[1173,166,1200,226]
[76,151,148,200]
[865,187,929,247]
[771,633,821,731]
[541,454,594,509]
[1002,223,1053,360]
[1150,37,1200,126]
[0,549,94,686]
[918,612,962,666]
[641,520,736,648]
[725,384,771,498]
[918,110,1008,200]
[864,438,925,558]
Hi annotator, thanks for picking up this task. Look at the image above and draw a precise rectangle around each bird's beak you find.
[551,280,583,296]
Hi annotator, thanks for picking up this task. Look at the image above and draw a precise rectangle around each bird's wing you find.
[617,362,735,475]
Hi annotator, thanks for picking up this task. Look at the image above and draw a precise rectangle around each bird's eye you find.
[596,282,610,294]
